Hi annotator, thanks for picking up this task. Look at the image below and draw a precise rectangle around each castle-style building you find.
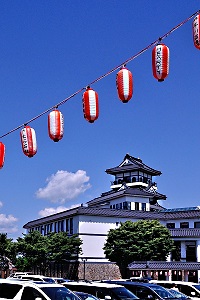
[24,154,200,281]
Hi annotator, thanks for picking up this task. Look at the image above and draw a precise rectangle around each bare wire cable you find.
[0,10,198,139]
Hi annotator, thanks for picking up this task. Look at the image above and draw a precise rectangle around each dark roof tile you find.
[23,206,200,229]
[128,261,200,270]
[106,154,161,176]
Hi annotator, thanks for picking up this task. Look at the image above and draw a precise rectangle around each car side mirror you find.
[191,292,196,296]
[105,296,111,300]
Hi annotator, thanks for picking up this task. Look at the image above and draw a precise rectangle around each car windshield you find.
[150,285,176,299]
[112,287,139,300]
[193,285,200,291]
[41,287,81,300]
[166,289,189,299]
[75,292,99,300]
[43,277,56,283]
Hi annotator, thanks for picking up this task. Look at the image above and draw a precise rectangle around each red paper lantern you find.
[116,67,133,103]
[0,142,5,168]
[82,87,99,123]
[193,14,200,50]
[152,43,169,81]
[20,126,37,157]
[48,109,64,142]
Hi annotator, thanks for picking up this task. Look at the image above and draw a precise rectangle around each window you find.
[54,222,57,233]
[40,226,43,234]
[180,222,189,228]
[135,202,139,211]
[124,176,131,183]
[143,177,148,184]
[123,201,131,210]
[166,223,175,229]
[194,222,200,228]
[0,283,22,299]
[21,287,46,300]
[70,218,73,234]
[58,220,64,232]
[142,203,146,211]
[47,223,52,233]
[66,219,69,233]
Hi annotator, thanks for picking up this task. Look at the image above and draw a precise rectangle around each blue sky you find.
[0,1,199,240]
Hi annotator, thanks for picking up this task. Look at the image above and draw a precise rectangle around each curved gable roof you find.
[106,153,161,176]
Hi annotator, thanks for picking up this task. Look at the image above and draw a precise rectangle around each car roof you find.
[63,281,124,288]
[18,275,46,277]
[0,278,63,288]
[103,280,159,288]
[150,280,199,286]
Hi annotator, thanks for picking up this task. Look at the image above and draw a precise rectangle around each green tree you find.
[15,231,82,273]
[103,220,174,277]
[0,233,16,271]
[47,232,82,262]
[16,231,48,272]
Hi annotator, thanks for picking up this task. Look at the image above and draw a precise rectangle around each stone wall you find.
[31,261,121,281]
[78,262,121,281]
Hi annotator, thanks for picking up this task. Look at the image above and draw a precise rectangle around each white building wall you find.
[78,215,139,261]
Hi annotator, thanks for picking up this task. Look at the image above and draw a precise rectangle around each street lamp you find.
[82,258,87,281]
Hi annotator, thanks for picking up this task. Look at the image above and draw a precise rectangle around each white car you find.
[8,272,33,278]
[150,280,200,300]
[13,275,56,283]
[0,279,80,300]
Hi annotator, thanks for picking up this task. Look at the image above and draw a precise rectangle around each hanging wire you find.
[0,10,199,139]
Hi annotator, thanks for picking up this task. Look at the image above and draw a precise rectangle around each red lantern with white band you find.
[48,109,64,142]
[82,87,99,123]
[193,14,200,50]
[152,43,169,81]
[20,126,37,158]
[116,67,133,103]
[0,142,5,168]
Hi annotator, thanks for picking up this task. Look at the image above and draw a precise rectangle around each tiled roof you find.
[105,154,161,176]
[86,186,166,206]
[23,206,200,229]
[128,261,200,270]
[161,207,200,212]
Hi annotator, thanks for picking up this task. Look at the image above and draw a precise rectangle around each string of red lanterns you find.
[0,11,199,168]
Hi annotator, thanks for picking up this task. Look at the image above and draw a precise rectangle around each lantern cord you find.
[0,10,199,139]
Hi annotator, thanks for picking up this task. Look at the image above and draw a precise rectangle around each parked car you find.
[62,281,139,300]
[74,291,99,300]
[52,277,71,284]
[127,277,152,283]
[7,272,33,278]
[0,278,81,300]
[14,274,56,283]
[150,281,200,300]
[166,288,191,299]
[102,280,177,300]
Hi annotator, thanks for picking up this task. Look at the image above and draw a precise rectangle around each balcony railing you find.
[111,176,153,185]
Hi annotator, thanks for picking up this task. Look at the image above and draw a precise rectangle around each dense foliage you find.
[0,233,17,271]
[103,220,174,277]
[0,231,82,272]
